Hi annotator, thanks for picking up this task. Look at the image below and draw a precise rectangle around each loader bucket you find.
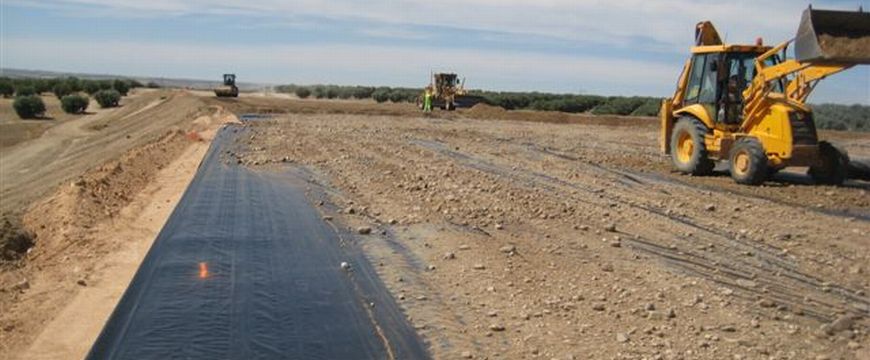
[795,8,870,64]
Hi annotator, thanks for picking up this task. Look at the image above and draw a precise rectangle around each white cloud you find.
[6,0,844,51]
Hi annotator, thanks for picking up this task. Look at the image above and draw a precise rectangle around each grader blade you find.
[795,8,870,64]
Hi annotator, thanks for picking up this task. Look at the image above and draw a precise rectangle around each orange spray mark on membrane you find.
[199,262,208,279]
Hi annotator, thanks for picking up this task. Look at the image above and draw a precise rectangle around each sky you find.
[1,0,868,104]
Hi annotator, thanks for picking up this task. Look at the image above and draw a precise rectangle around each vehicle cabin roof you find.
[690,44,772,54]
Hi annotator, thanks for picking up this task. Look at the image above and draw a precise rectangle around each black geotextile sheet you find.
[87,126,428,359]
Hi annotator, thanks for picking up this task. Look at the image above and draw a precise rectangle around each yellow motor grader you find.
[661,7,869,185]
[418,73,479,111]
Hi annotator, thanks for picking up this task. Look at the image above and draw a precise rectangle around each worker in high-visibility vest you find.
[423,89,433,112]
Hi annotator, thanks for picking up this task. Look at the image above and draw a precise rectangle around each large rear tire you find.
[670,117,715,175]
[729,137,768,185]
[809,141,848,185]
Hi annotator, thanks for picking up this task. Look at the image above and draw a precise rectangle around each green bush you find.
[311,86,326,99]
[61,94,89,114]
[353,86,374,99]
[83,81,101,95]
[372,87,391,103]
[528,95,605,113]
[386,88,417,103]
[53,83,73,99]
[629,98,662,117]
[295,87,311,99]
[13,95,46,119]
[814,103,870,131]
[146,81,161,89]
[15,86,37,97]
[112,79,130,96]
[32,79,55,94]
[388,90,406,103]
[337,87,354,99]
[94,89,121,108]
[592,97,648,115]
[275,85,296,93]
[98,80,113,91]
[324,86,339,99]
[63,77,82,92]
[0,79,13,98]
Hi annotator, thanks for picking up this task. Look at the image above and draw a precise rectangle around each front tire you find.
[670,117,715,175]
[729,137,768,185]
[809,141,848,185]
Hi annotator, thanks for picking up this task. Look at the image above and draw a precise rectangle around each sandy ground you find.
[0,92,868,360]
[0,94,96,149]
[225,97,869,359]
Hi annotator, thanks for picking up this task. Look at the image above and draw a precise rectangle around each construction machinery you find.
[660,7,869,185]
[418,73,482,110]
[214,74,239,98]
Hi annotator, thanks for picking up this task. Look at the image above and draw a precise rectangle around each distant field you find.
[275,83,870,131]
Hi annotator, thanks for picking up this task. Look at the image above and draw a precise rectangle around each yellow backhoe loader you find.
[661,7,869,185]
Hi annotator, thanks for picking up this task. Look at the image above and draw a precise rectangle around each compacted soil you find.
[225,97,868,359]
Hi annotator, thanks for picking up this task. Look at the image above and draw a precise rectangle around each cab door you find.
[682,53,721,126]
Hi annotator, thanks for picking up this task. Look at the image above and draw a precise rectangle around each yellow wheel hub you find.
[676,132,694,164]
[733,151,750,176]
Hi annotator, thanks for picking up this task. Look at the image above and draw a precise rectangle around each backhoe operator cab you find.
[661,8,870,185]
[684,51,782,125]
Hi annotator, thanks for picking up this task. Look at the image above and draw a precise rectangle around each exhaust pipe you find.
[795,7,870,64]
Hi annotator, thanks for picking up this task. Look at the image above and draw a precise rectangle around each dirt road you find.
[0,90,218,216]
[226,98,868,359]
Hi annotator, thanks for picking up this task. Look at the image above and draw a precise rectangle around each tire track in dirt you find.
[411,138,869,323]
[526,144,870,222]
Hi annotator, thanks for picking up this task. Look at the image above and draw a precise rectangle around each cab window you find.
[684,54,706,103]
[684,53,719,106]
[697,54,719,104]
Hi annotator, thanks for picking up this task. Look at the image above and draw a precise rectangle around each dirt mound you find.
[819,34,870,59]
[22,129,192,260]
[0,217,33,262]
[0,129,197,356]
[463,102,656,127]
[466,102,508,118]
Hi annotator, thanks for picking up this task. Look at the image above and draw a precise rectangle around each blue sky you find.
[1,0,868,104]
